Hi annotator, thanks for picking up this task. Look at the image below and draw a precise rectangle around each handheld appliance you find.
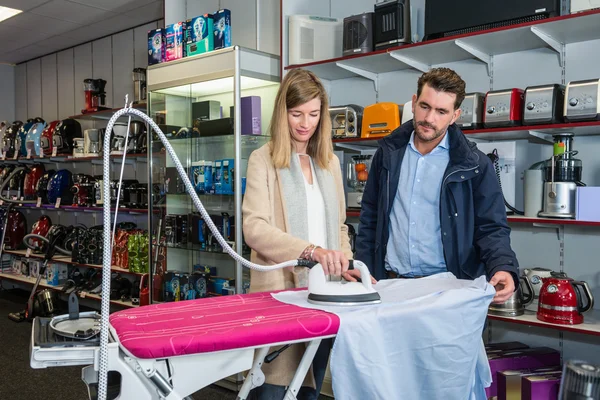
[457,92,485,129]
[483,88,524,128]
[343,12,374,56]
[539,133,585,219]
[373,0,412,50]
[537,272,594,325]
[82,78,108,114]
[132,68,146,104]
[329,105,363,138]
[361,102,402,138]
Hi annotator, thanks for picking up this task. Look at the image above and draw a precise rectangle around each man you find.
[355,67,517,304]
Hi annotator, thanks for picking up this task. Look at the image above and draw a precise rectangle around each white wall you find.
[0,64,15,123]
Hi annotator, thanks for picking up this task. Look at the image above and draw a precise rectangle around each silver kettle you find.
[522,267,554,300]
[488,276,534,317]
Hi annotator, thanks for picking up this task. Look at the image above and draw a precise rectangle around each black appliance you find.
[374,0,411,50]
[343,12,374,56]
[424,0,561,41]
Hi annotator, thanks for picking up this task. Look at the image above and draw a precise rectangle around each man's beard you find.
[413,120,445,142]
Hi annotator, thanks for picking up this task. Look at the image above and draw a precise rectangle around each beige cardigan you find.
[242,143,353,387]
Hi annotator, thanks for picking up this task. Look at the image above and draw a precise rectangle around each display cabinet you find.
[146,46,280,303]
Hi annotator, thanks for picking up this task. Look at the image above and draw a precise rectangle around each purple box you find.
[241,96,262,135]
[577,187,600,221]
[522,373,562,400]
[486,347,561,398]
[148,28,166,65]
[486,342,530,353]
[497,367,562,400]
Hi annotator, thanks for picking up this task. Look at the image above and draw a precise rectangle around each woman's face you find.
[287,97,321,149]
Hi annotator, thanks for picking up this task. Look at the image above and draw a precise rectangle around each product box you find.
[521,373,562,400]
[165,22,186,62]
[497,366,562,400]
[230,96,262,135]
[214,160,222,194]
[485,342,530,353]
[576,186,600,221]
[186,14,214,56]
[213,9,232,50]
[46,263,68,286]
[221,158,234,195]
[486,347,561,398]
[190,160,206,194]
[148,28,166,65]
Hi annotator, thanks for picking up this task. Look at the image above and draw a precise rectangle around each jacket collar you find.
[379,120,479,169]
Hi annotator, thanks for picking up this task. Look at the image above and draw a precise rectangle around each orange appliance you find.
[361,102,402,138]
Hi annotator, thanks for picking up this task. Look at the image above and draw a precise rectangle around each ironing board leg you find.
[236,346,270,400]
[283,339,322,400]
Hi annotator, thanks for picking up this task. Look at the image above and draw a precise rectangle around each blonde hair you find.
[269,69,333,170]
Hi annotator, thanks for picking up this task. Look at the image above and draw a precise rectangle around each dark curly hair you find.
[417,68,466,110]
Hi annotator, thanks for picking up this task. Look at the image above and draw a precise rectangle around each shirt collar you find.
[408,130,450,155]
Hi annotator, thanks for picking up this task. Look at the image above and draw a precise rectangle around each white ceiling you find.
[0,0,163,64]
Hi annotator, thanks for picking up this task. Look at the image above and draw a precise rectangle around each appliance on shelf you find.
[83,129,103,157]
[571,0,600,13]
[564,78,600,122]
[347,155,372,209]
[343,12,374,56]
[423,0,562,41]
[400,100,413,124]
[539,133,585,219]
[537,271,594,325]
[81,78,108,114]
[361,102,402,138]
[374,0,412,49]
[483,88,525,128]
[329,105,363,138]
[132,68,146,104]
[457,92,485,129]
[288,15,343,65]
[559,360,600,399]
[522,267,556,302]
[523,83,565,125]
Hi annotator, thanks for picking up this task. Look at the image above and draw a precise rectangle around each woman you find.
[242,68,361,399]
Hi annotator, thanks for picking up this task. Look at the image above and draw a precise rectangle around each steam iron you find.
[307,260,381,306]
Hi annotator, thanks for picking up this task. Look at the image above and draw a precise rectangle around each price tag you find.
[52,147,57,157]
[55,197,61,209]
[26,148,31,159]
[36,197,42,208]
[20,196,24,202]
[26,248,31,258]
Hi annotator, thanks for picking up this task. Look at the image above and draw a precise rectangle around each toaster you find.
[483,88,524,128]
[564,78,600,122]
[457,92,485,130]
[343,12,374,56]
[362,102,402,138]
[330,105,364,138]
[523,84,565,125]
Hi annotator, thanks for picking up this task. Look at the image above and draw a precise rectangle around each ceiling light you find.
[0,6,21,23]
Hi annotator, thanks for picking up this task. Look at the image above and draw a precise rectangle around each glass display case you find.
[146,46,280,303]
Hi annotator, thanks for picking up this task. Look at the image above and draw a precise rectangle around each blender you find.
[347,155,372,208]
[82,78,108,114]
[538,133,585,219]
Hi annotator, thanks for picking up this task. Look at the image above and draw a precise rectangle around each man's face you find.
[411,83,461,143]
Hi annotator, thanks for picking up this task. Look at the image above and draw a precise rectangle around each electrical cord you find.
[487,149,524,216]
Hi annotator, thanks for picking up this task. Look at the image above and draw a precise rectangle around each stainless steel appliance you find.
[457,92,485,129]
[330,105,363,138]
[539,133,585,219]
[564,78,600,122]
[522,267,555,300]
[133,68,147,104]
[347,155,372,208]
[373,0,411,49]
[523,84,565,125]
[488,276,534,317]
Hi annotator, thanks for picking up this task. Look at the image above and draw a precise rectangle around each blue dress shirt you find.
[385,131,450,277]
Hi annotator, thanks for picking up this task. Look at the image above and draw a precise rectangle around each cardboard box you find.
[148,28,165,65]
[165,22,186,61]
[486,347,561,398]
[522,373,562,400]
[213,9,231,49]
[497,367,562,400]
[186,14,214,56]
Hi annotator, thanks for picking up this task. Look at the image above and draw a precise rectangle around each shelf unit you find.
[68,102,147,121]
[487,309,600,337]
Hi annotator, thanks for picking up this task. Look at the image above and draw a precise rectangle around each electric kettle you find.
[488,276,534,317]
[522,267,555,300]
[537,272,594,325]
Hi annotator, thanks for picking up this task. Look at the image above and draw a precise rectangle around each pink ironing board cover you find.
[109,291,340,359]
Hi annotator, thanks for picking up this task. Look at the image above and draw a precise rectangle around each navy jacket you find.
[355,121,519,284]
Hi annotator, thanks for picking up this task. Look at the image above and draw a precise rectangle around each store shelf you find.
[0,152,154,165]
[0,271,137,308]
[160,242,250,256]
[507,216,600,226]
[68,103,147,121]
[285,9,600,78]
[488,309,600,337]
[4,249,146,277]
[9,203,152,215]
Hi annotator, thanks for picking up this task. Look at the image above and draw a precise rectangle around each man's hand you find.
[342,269,377,284]
[490,271,516,304]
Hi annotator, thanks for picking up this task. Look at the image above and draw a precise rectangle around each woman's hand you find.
[342,269,378,284]
[312,248,349,276]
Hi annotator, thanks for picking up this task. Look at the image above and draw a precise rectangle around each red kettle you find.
[537,272,594,325]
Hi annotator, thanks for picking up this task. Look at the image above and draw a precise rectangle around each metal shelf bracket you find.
[335,62,379,93]
[528,130,554,143]
[530,26,565,67]
[454,40,492,76]
[388,51,430,73]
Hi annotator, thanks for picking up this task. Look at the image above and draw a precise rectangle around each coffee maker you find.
[538,133,585,219]
[83,128,103,157]
[82,78,108,114]
[133,68,147,104]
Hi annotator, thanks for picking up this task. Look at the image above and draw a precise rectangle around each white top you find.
[300,155,328,249]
